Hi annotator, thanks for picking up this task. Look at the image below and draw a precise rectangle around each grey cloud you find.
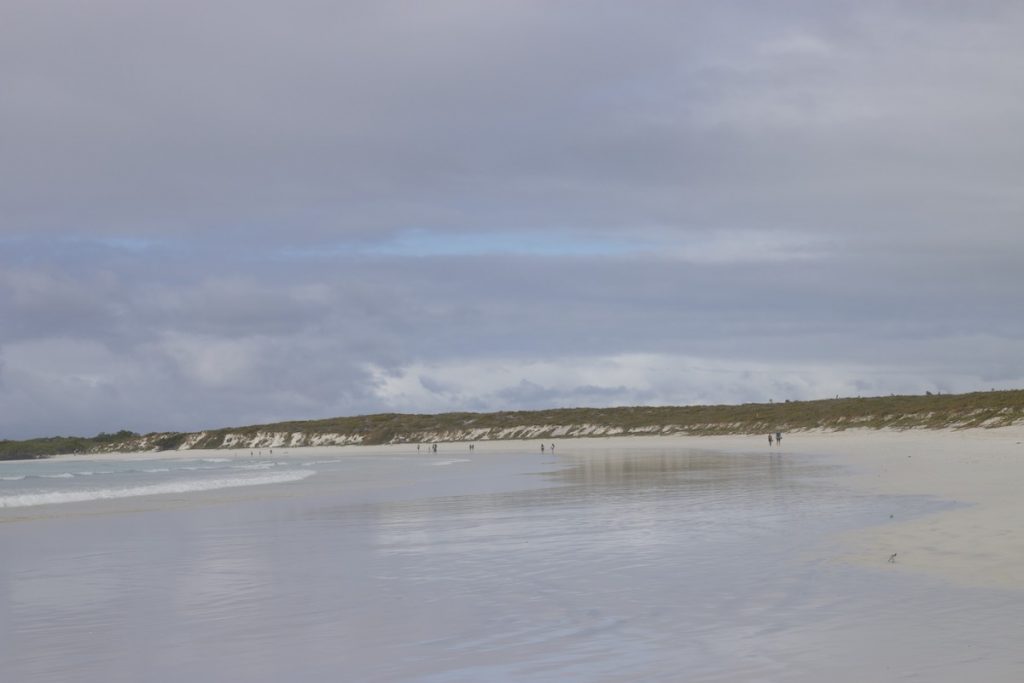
[0,268,123,342]
[3,1,1019,242]
[418,375,457,397]
[2,2,1023,437]
[495,380,633,410]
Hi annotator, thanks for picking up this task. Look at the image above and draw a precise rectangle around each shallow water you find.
[0,455,315,508]
[2,446,1022,681]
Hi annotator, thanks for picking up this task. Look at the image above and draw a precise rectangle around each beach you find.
[16,427,1024,588]
[37,426,1024,590]
[673,428,1024,591]
[3,429,1023,680]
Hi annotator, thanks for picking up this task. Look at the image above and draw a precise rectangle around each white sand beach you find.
[689,428,1024,591]
[48,426,1024,591]
[560,429,1024,591]
[9,427,1024,681]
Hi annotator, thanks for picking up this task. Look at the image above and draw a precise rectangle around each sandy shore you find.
[611,428,1024,592]
[801,427,1024,592]
[50,427,1024,591]
[568,428,1024,591]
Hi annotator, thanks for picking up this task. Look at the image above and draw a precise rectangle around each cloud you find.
[2,1,1018,244]
[1,2,1023,437]
[365,351,1024,415]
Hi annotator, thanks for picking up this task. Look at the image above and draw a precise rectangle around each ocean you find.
[2,444,1022,681]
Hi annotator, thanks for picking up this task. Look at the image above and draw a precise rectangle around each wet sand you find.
[657,428,1024,591]
[7,429,1024,680]
[49,425,1024,590]
[557,428,1024,591]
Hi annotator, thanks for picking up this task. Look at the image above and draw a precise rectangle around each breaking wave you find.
[0,470,316,509]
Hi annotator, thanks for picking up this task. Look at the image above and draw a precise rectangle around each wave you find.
[10,471,105,480]
[0,470,316,509]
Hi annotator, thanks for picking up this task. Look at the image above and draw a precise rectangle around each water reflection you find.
[366,448,836,559]
[2,447,1015,683]
[554,448,807,494]
[341,448,966,681]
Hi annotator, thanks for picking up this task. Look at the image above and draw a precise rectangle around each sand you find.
[579,428,1024,591]
[554,428,1024,591]
[49,426,1024,592]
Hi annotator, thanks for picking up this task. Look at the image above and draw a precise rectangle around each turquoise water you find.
[1,445,1021,681]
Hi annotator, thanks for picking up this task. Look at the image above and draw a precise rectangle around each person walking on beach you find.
[768,433,773,446]
[775,431,782,446]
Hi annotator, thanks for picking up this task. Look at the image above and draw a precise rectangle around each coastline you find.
[38,427,1024,591]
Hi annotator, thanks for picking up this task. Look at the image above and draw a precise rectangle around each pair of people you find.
[768,431,782,446]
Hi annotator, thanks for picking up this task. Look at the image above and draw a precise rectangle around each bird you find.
[888,553,898,564]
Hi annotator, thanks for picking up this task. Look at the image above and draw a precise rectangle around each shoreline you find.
[26,427,1024,590]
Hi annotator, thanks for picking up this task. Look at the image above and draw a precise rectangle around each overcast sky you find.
[2,1,1023,439]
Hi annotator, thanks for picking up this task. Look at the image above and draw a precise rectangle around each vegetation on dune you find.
[3,390,1024,460]
[0,431,140,461]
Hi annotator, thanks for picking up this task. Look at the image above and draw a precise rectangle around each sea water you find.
[1,445,1022,681]
[0,455,315,509]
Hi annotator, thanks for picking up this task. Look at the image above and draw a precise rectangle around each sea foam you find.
[0,470,315,509]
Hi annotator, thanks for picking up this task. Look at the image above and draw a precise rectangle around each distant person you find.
[776,432,782,445]
[550,444,555,452]
[541,444,545,452]
[768,434,773,446]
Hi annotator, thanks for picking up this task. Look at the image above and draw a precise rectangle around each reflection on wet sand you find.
[2,447,1019,682]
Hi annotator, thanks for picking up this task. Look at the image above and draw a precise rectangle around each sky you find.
[2,1,1023,439]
